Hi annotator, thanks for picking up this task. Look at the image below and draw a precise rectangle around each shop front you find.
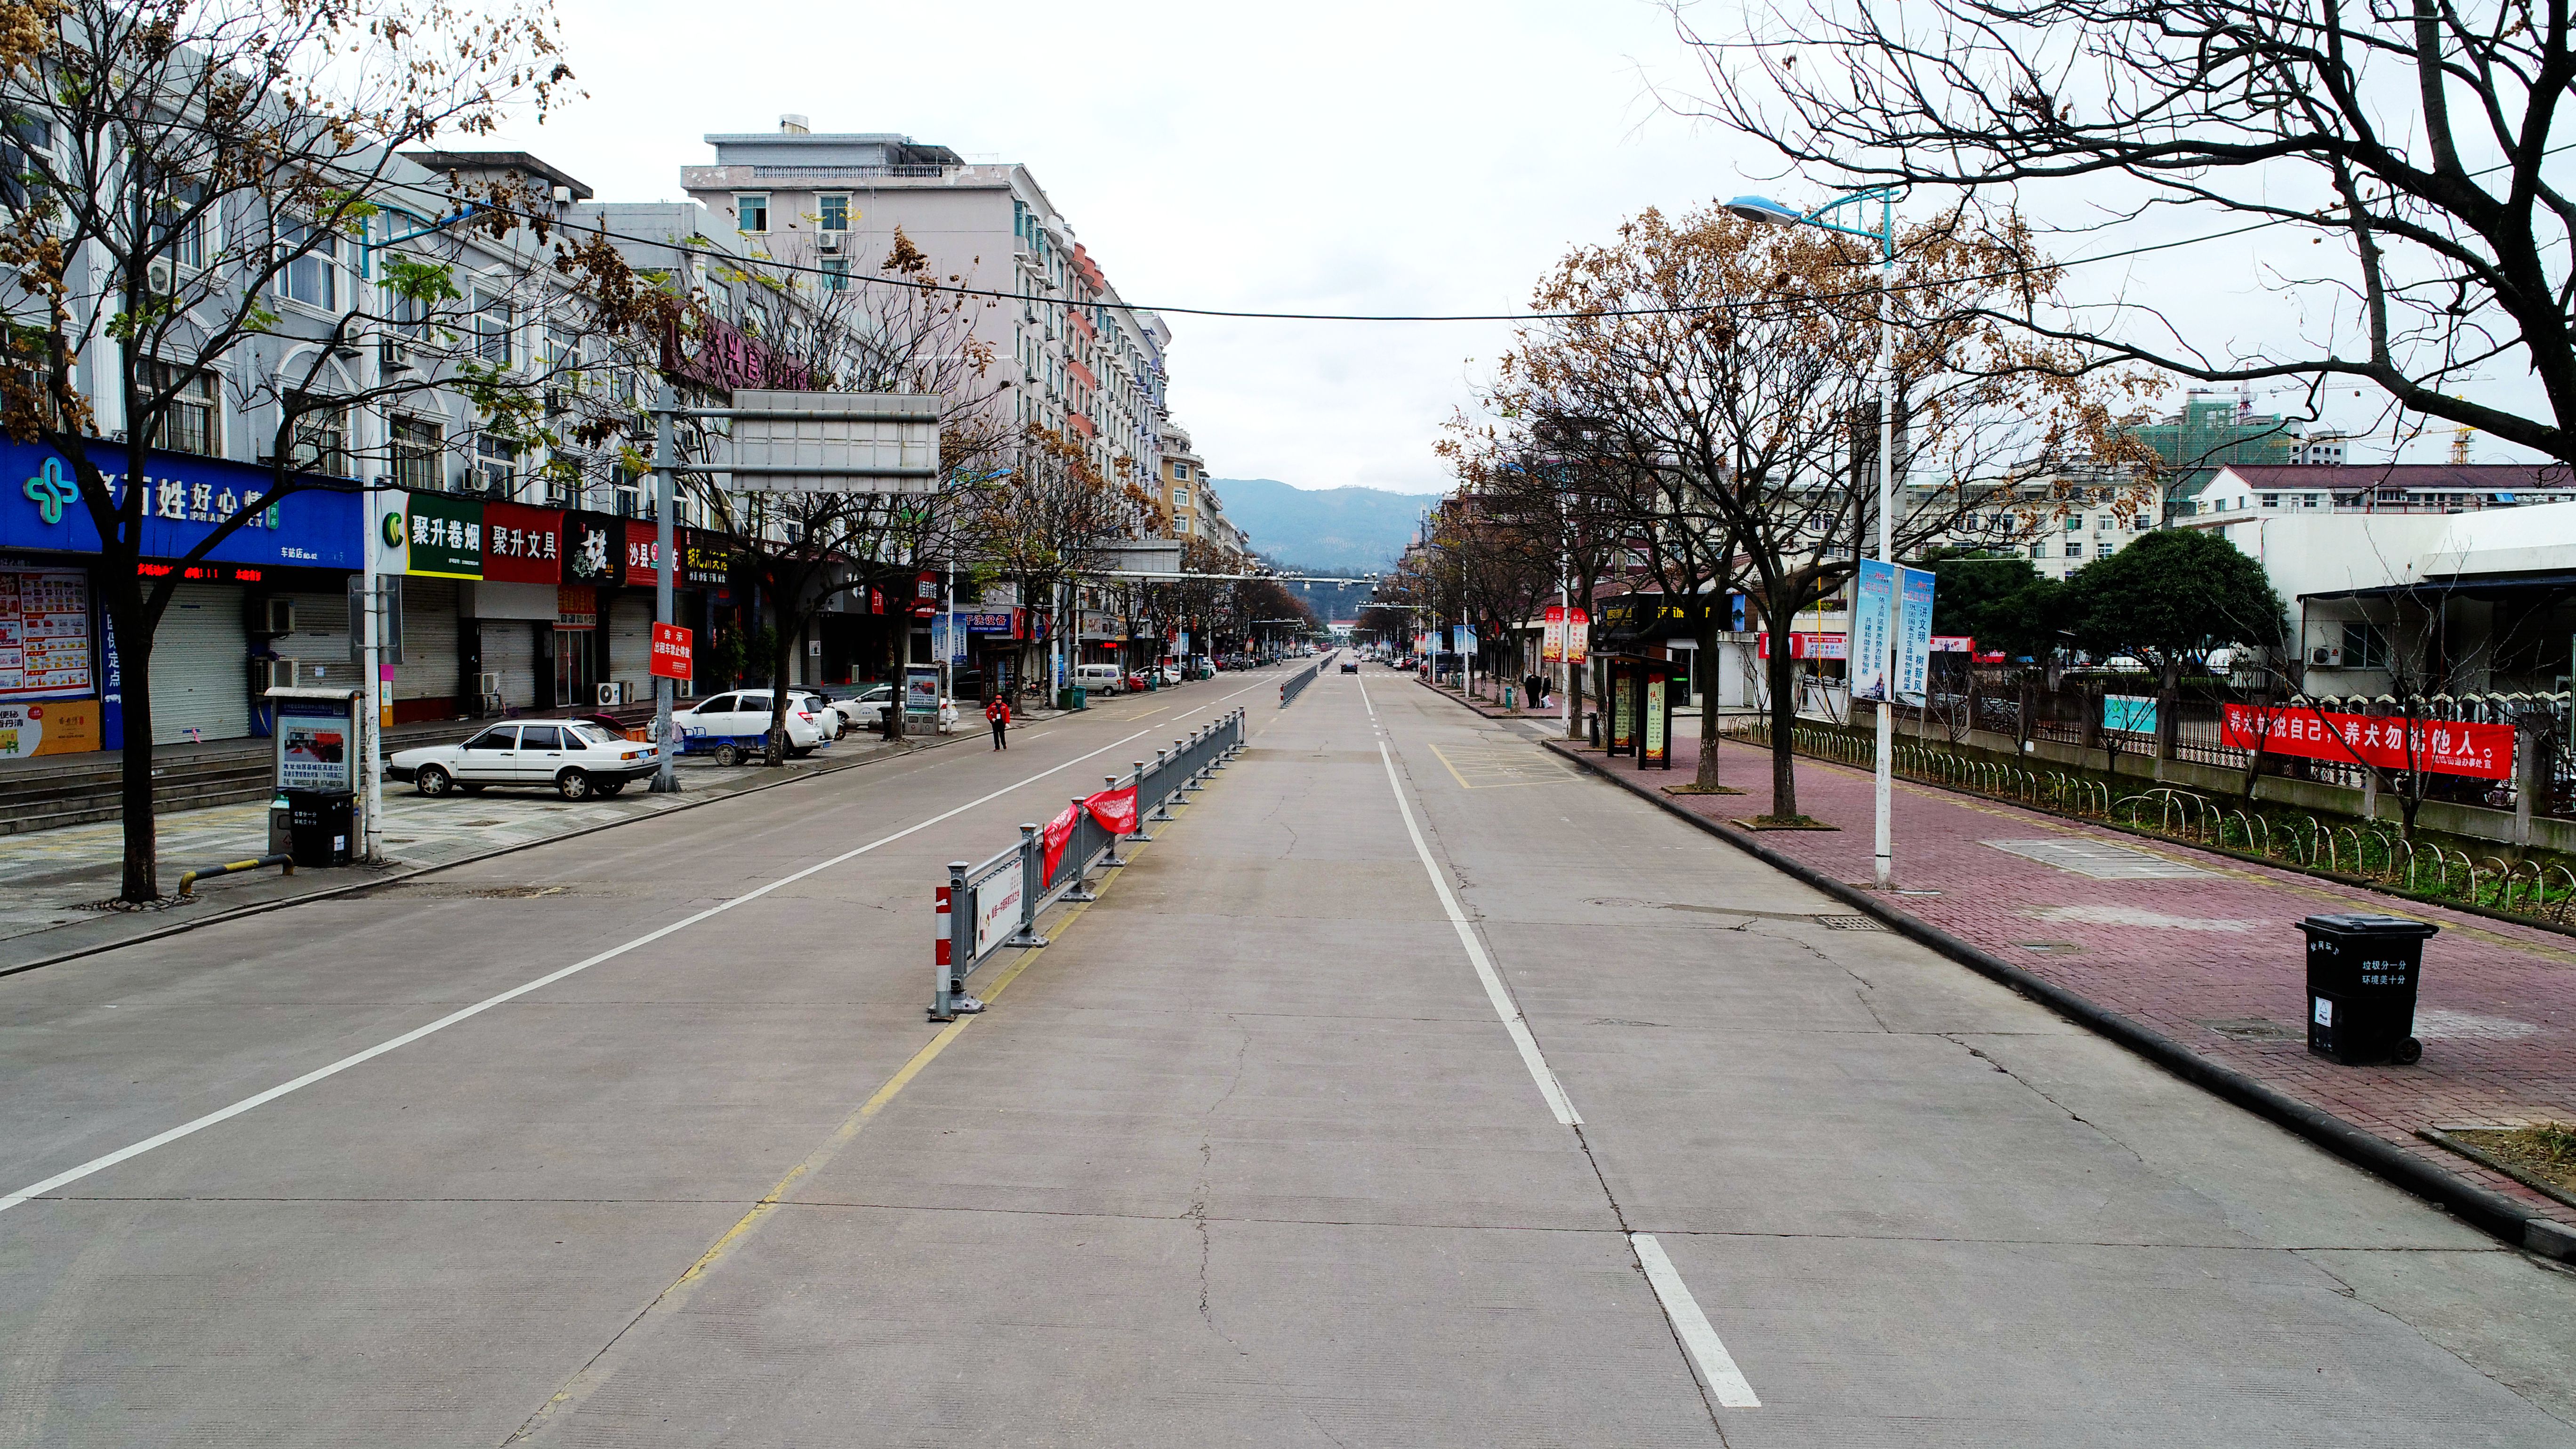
[2,438,363,757]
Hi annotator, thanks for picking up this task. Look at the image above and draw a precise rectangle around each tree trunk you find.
[114,612,159,902]
[764,610,796,765]
[1693,617,1725,790]
[1764,597,1801,820]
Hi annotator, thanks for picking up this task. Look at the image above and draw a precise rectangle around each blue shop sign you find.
[3,438,362,570]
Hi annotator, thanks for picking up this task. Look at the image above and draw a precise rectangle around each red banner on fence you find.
[1041,803,1079,887]
[1084,785,1139,837]
[2221,703,2513,781]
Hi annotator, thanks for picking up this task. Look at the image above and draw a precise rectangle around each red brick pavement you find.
[1537,702,2575,1229]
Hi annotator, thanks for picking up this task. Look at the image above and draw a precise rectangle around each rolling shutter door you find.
[149,582,251,745]
[392,578,459,705]
[278,590,355,692]
[607,594,652,698]
[483,621,537,711]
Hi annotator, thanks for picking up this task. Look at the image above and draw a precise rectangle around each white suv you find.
[671,690,831,755]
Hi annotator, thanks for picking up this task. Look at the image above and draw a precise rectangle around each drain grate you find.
[2198,1016,2298,1041]
[1816,914,1886,931]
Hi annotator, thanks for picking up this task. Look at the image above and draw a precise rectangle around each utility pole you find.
[360,487,385,864]
[652,379,679,793]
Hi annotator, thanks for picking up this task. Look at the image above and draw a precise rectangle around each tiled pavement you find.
[0,727,970,961]
[1437,681,2576,1232]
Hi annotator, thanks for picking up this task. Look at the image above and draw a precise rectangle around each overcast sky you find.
[500,0,2549,497]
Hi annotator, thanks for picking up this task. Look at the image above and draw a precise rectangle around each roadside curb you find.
[0,732,965,982]
[1452,701,2576,1262]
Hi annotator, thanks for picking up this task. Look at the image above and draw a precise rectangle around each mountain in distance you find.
[1208,477,1439,574]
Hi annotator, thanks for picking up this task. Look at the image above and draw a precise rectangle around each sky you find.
[487,0,2555,496]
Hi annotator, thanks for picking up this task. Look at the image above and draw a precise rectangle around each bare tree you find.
[1686,0,2576,463]
[1493,203,2139,821]
[970,424,1158,699]
[0,0,574,900]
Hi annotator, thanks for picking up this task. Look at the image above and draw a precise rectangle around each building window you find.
[2063,514,2081,531]
[821,258,849,291]
[2260,493,2279,508]
[1173,488,1188,507]
[2065,541,2084,559]
[278,223,338,310]
[818,194,848,231]
[393,416,444,491]
[473,289,515,367]
[1174,462,1190,479]
[2342,620,2390,669]
[2030,542,2047,559]
[286,394,348,476]
[141,360,218,456]
[736,193,768,232]
[473,435,519,497]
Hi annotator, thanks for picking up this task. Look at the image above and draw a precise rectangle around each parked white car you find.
[670,690,832,756]
[388,721,660,800]
[1073,663,1126,696]
[822,682,962,732]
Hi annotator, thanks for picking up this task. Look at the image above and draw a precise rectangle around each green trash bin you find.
[1057,685,1088,711]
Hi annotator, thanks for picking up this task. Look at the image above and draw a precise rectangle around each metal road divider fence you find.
[932,708,1248,1019]
[1280,654,1330,708]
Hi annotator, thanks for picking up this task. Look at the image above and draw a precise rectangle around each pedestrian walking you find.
[986,694,1011,749]
[1524,673,1545,712]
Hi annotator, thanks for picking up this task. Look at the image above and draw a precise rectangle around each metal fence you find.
[1877,671,2576,820]
[931,708,1247,1019]
[1280,654,1330,708]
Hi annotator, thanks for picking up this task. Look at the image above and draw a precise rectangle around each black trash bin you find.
[283,789,354,868]
[2300,913,2439,1065]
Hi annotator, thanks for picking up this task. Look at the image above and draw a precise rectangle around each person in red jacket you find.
[985,693,1011,750]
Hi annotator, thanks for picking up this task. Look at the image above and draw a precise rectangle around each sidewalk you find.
[1486,689,2576,1241]
[0,728,961,972]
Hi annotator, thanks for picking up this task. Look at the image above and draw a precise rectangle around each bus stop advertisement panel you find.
[266,686,361,866]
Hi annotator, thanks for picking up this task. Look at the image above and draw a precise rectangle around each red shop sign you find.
[2222,703,2513,781]
[624,520,663,586]
[482,502,564,584]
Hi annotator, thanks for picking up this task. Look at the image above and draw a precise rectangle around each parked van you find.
[1073,663,1126,696]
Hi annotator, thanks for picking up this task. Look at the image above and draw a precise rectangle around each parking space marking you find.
[0,725,1168,1217]
[1425,739,1580,790]
[1631,1234,1761,1408]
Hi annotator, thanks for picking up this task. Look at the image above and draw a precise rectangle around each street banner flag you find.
[1042,803,1079,886]
[1543,605,1566,663]
[1565,608,1589,665]
[1084,784,1139,837]
[1851,559,1895,701]
[1895,564,1936,707]
[2222,704,2512,780]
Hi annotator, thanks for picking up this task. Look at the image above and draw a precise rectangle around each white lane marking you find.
[1631,1234,1761,1408]
[1373,736,1580,1126]
[1356,671,1377,718]
[0,726,1166,1216]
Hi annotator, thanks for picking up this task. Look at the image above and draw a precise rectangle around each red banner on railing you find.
[1041,803,1079,887]
[1085,785,1139,837]
[2221,703,2513,781]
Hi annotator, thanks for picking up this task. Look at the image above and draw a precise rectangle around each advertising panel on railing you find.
[971,853,1023,959]
[2221,703,2513,780]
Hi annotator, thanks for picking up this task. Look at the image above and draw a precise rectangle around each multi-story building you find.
[679,118,1169,488]
[2129,390,2347,518]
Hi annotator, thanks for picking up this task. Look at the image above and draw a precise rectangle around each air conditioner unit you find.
[817,231,842,253]
[2310,645,2344,668]
[262,598,295,634]
[379,337,413,371]
[258,658,303,691]
[596,681,629,706]
[543,387,569,415]
[145,257,177,297]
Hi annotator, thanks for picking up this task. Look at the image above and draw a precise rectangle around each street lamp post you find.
[1727,187,1900,887]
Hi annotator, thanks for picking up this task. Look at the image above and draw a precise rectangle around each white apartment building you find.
[679,118,1170,487]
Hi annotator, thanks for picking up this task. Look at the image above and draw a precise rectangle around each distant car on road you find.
[389,721,660,800]
[1339,658,1360,674]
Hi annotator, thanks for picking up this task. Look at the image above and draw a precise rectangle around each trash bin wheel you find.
[714,744,742,767]
[2395,1037,2423,1065]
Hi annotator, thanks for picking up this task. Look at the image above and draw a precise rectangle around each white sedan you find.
[826,683,959,732]
[389,721,660,800]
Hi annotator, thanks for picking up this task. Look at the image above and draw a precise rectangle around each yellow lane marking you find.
[507,789,1164,1443]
